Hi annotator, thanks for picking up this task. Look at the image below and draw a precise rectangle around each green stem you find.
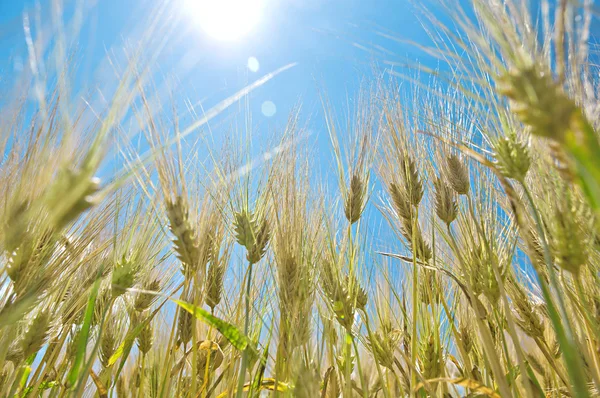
[410,208,419,396]
[351,334,368,398]
[344,332,352,397]
[137,354,145,398]
[236,260,254,398]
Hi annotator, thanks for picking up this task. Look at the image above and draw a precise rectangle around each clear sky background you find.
[0,0,479,270]
[2,0,599,289]
[0,0,452,146]
[0,0,508,269]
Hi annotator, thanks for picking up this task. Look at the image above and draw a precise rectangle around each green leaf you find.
[66,275,101,388]
[172,299,249,351]
[414,377,500,398]
[251,326,273,394]
[216,379,290,398]
[19,365,32,391]
[20,381,59,397]
[565,114,600,214]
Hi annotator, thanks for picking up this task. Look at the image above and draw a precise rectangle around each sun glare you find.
[185,0,264,41]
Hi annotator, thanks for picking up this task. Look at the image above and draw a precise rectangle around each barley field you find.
[1,0,600,396]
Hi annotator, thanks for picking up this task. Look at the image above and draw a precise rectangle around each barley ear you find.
[134,279,161,312]
[99,317,119,367]
[111,255,139,297]
[176,307,193,348]
[433,176,458,226]
[21,310,50,359]
[166,196,200,275]
[445,154,470,195]
[344,174,367,224]
[401,154,423,206]
[493,133,531,181]
[137,321,153,355]
[496,65,577,142]
[205,262,225,312]
[233,210,255,250]
[390,183,414,222]
[247,217,270,264]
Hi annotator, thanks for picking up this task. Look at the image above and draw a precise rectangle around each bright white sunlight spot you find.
[185,0,264,41]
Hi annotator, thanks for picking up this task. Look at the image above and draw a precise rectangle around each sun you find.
[185,0,264,41]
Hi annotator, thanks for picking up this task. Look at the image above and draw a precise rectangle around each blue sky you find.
[0,0,467,273]
[0,0,450,146]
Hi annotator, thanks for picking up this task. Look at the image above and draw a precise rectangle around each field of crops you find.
[1,0,599,396]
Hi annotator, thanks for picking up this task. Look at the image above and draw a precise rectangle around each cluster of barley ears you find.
[1,0,600,396]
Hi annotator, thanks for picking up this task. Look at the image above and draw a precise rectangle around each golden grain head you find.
[549,197,592,275]
[367,324,401,369]
[176,301,194,348]
[400,154,424,206]
[400,220,432,261]
[445,154,470,195]
[205,262,225,311]
[111,255,139,297]
[166,196,200,274]
[459,324,473,354]
[137,322,154,356]
[389,182,414,222]
[48,169,101,229]
[99,317,120,367]
[21,310,50,359]
[247,216,270,264]
[134,279,161,312]
[233,210,254,249]
[234,210,270,264]
[496,65,578,142]
[344,173,367,224]
[433,176,458,226]
[420,333,442,380]
[493,133,531,181]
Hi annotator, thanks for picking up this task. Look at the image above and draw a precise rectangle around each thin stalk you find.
[236,260,254,398]
[176,343,187,397]
[137,354,146,398]
[492,309,521,398]
[191,276,200,394]
[437,278,473,377]
[344,332,352,397]
[351,335,368,398]
[201,327,215,398]
[160,282,186,397]
[410,207,419,396]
